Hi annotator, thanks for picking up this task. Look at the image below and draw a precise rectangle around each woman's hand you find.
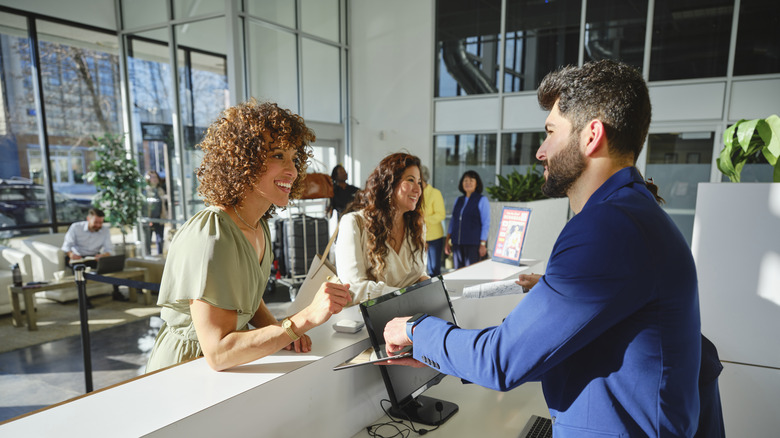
[283,333,312,353]
[515,273,541,291]
[444,240,451,255]
[302,281,352,326]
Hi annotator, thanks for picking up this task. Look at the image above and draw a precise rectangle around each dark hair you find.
[347,153,425,280]
[331,164,345,180]
[458,170,484,195]
[88,208,105,218]
[537,60,651,163]
[196,99,314,218]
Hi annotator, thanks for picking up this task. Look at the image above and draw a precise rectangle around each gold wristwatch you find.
[282,318,300,342]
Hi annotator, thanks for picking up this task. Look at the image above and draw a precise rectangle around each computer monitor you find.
[359,276,459,426]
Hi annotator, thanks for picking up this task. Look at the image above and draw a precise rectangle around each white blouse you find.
[335,211,427,304]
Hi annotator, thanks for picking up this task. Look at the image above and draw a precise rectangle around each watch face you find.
[283,319,291,328]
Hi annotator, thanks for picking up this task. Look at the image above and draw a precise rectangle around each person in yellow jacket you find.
[420,166,446,276]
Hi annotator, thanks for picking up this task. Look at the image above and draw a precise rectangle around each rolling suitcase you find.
[279,214,329,278]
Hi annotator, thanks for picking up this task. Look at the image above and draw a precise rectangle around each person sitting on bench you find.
[62,208,126,302]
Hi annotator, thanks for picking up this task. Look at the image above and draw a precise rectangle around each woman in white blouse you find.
[335,153,429,304]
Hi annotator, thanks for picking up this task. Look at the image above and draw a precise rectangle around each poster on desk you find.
[491,206,531,265]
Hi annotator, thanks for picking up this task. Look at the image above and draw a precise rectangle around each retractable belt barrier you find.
[83,272,161,292]
[73,264,161,393]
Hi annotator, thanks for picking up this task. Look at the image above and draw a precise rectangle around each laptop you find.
[95,254,126,274]
[518,414,552,438]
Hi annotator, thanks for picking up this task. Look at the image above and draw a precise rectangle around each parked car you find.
[0,178,93,234]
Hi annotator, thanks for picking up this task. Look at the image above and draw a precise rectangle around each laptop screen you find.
[359,276,458,409]
[96,255,125,274]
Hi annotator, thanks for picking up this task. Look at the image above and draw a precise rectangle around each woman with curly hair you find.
[146,100,352,372]
[334,153,429,304]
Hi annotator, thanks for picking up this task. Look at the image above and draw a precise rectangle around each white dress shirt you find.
[335,211,426,304]
[61,221,114,257]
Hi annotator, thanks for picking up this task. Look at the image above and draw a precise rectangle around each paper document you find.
[462,279,524,299]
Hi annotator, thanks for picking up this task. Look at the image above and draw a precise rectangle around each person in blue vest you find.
[444,170,490,268]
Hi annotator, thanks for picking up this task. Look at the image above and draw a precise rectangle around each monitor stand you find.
[389,395,459,426]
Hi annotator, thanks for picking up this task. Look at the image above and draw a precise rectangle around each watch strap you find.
[406,313,428,341]
[282,318,300,342]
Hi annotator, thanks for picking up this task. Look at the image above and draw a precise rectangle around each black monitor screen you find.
[359,277,458,423]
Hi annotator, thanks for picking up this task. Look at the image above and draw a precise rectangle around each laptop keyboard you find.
[522,416,552,438]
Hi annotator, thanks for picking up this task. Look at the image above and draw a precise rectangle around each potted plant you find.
[716,114,780,182]
[485,163,547,202]
[85,133,145,253]
[483,163,569,265]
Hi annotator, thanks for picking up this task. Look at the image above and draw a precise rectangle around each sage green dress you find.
[145,206,271,372]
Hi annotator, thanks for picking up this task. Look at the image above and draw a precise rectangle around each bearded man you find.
[383,60,703,437]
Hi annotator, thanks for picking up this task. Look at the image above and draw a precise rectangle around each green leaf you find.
[774,161,780,183]
[736,119,760,154]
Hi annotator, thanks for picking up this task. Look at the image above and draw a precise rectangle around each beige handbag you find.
[284,225,342,316]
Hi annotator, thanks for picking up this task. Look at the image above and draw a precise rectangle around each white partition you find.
[488,198,570,270]
[691,182,780,437]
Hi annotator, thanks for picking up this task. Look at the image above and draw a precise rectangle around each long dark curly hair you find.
[196,99,315,218]
[347,153,425,280]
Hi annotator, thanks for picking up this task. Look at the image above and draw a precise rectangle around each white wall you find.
[0,0,116,30]
[348,0,434,185]
[692,183,780,436]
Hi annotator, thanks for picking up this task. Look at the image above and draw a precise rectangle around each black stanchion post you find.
[74,264,93,393]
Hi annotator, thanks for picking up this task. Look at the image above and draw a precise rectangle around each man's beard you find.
[541,133,586,198]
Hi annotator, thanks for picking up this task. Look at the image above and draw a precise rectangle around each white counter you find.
[0,260,546,437]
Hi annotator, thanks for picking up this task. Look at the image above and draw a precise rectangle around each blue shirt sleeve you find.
[410,204,654,392]
[61,224,77,253]
[478,196,490,241]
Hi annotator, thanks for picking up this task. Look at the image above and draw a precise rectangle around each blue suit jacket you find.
[413,167,701,437]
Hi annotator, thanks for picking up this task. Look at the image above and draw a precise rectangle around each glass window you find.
[301,38,341,123]
[36,20,121,223]
[645,132,714,245]
[503,0,582,93]
[245,0,296,28]
[649,0,733,81]
[247,21,300,113]
[500,132,544,176]
[433,134,497,215]
[435,0,501,97]
[127,30,177,227]
[0,13,46,236]
[121,0,168,29]
[174,0,224,20]
[301,0,340,42]
[733,0,780,76]
[176,18,229,217]
[584,0,647,70]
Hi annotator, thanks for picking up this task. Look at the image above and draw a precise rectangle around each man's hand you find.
[515,273,541,291]
[382,317,426,368]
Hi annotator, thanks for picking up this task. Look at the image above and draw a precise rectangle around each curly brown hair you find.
[347,153,425,280]
[196,99,315,218]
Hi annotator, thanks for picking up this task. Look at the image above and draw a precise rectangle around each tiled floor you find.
[0,289,292,424]
[0,315,162,423]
